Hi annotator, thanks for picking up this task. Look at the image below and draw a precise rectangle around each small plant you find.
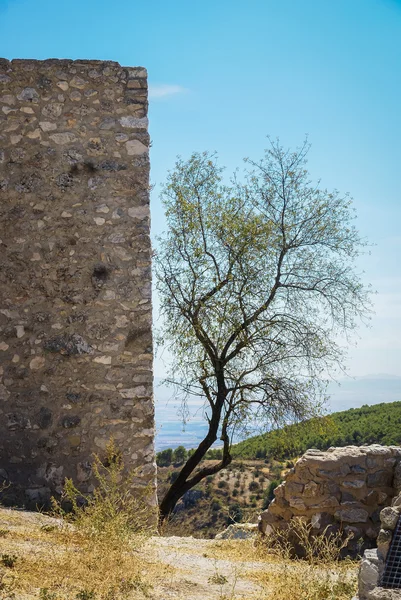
[76,590,96,600]
[1,553,17,568]
[208,573,228,585]
[260,517,353,564]
[0,529,9,537]
[248,481,259,492]
[39,589,57,600]
[211,498,222,511]
[41,524,57,533]
[53,439,155,544]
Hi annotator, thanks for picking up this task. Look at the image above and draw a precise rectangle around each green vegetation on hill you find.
[228,401,401,460]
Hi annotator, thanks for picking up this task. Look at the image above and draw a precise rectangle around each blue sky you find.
[1,0,401,379]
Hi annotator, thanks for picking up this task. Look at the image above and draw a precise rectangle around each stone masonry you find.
[259,445,401,555]
[0,58,156,509]
[356,465,401,600]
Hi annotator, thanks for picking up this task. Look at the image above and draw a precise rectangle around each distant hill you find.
[230,401,401,460]
[154,375,401,451]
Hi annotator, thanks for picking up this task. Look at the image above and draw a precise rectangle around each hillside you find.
[230,400,401,460]
[156,401,401,537]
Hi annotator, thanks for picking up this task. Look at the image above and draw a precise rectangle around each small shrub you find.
[1,553,17,568]
[76,591,96,600]
[260,517,353,564]
[208,573,228,585]
[0,529,9,537]
[262,479,281,508]
[248,481,259,492]
[41,524,57,533]
[227,503,243,524]
[52,439,155,545]
[169,470,179,483]
[217,480,228,489]
[211,498,222,511]
[39,590,57,600]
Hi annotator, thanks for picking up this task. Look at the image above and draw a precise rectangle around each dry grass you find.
[204,519,358,600]
[0,442,170,600]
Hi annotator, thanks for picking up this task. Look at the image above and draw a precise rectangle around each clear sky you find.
[1,0,401,379]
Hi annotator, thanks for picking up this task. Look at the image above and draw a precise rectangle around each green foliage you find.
[156,448,173,467]
[232,401,401,460]
[155,139,371,517]
[155,447,188,469]
[227,503,243,524]
[168,470,179,483]
[263,480,282,509]
[172,445,188,465]
[206,448,223,460]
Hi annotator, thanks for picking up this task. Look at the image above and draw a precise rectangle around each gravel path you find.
[149,536,265,599]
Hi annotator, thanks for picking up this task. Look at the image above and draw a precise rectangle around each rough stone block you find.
[380,506,400,530]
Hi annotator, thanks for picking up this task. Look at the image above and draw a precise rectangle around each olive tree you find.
[155,139,371,521]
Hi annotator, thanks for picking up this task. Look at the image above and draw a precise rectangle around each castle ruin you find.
[0,58,156,508]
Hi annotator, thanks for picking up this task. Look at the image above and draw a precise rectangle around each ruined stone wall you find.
[0,58,156,508]
[259,446,401,555]
[356,464,401,600]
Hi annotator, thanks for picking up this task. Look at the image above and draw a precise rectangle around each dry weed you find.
[0,441,169,600]
[206,519,358,600]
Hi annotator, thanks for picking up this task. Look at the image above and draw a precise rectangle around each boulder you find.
[380,506,400,530]
[358,549,380,600]
[215,523,258,540]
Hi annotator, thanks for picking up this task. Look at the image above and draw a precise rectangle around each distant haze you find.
[154,375,401,451]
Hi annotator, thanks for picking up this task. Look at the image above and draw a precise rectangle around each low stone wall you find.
[259,446,401,555]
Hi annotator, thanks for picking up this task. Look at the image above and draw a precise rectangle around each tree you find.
[155,138,371,521]
[172,445,188,465]
[156,448,173,467]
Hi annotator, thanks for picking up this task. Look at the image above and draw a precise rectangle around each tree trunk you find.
[158,384,230,525]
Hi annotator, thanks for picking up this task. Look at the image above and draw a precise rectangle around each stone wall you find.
[0,58,156,509]
[259,446,401,555]
[356,469,401,600]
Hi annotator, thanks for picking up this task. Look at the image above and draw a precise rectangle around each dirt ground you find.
[0,507,266,600]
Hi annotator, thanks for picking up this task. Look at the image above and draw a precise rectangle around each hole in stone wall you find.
[91,263,108,289]
[125,327,148,348]
[69,161,97,174]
